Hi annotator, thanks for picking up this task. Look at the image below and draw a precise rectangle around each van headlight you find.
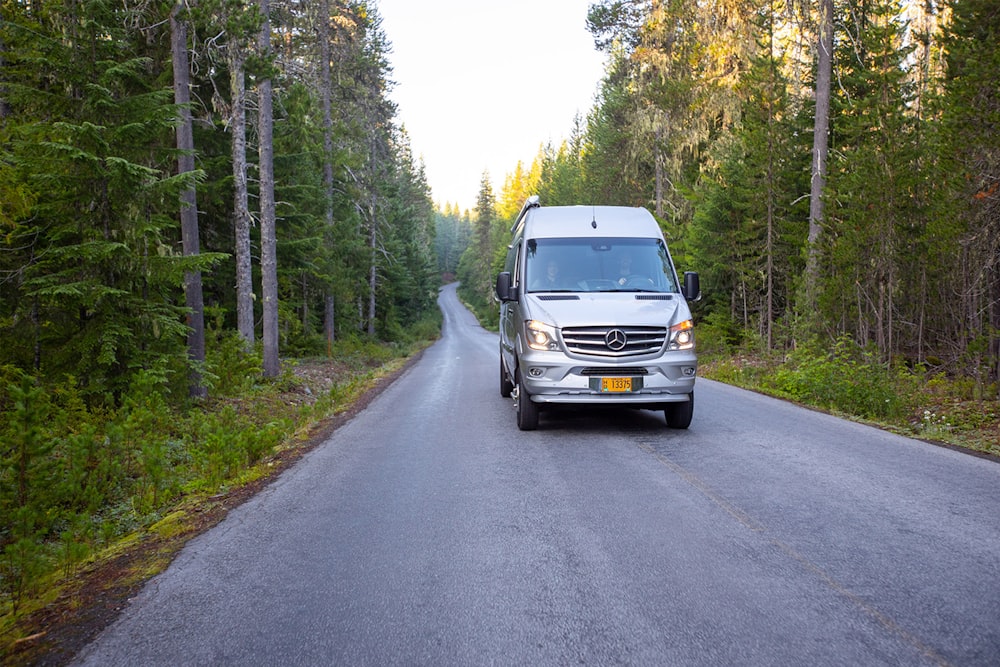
[668,320,694,350]
[525,320,560,351]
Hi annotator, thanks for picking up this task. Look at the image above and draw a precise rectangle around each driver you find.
[617,254,633,286]
[534,259,561,290]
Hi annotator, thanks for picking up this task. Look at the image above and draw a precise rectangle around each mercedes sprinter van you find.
[495,196,699,430]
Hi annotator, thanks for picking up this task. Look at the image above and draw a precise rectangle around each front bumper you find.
[518,348,696,406]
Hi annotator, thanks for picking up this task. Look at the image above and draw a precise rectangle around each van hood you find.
[525,293,688,328]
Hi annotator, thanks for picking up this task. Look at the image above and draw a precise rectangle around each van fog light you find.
[528,367,545,378]
[682,367,696,377]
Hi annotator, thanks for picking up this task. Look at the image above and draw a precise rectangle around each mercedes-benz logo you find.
[605,328,627,351]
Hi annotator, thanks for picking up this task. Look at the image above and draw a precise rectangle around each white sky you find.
[376,1,608,211]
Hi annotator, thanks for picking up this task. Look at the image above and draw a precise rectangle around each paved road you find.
[73,283,1000,666]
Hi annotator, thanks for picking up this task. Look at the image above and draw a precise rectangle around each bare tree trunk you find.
[367,202,377,337]
[258,0,279,378]
[319,0,336,351]
[324,294,335,356]
[992,262,1000,397]
[320,0,334,227]
[654,125,664,218]
[765,11,776,352]
[171,1,207,399]
[804,0,833,302]
[231,38,254,348]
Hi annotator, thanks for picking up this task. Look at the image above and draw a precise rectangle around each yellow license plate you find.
[601,377,633,393]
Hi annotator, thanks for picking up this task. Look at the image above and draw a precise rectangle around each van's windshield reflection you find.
[525,237,678,294]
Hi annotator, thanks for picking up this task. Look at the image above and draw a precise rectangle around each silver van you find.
[494,196,700,430]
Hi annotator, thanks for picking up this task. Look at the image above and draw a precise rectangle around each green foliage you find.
[0,332,431,618]
[768,336,917,421]
[0,0,440,407]
[693,311,744,356]
[456,173,503,328]
[0,374,54,611]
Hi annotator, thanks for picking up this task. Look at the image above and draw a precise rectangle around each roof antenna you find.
[591,207,598,229]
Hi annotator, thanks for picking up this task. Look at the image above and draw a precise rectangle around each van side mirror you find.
[683,271,701,302]
[495,271,515,302]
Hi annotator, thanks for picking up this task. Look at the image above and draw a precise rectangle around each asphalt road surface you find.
[73,283,1000,666]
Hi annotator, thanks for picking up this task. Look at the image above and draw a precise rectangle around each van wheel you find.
[664,392,694,429]
[515,369,539,431]
[500,357,513,397]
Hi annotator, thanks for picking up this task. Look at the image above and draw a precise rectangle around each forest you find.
[1,0,441,399]
[454,0,998,409]
[1,0,442,623]
[0,0,998,640]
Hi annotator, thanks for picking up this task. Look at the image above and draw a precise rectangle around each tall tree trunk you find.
[319,0,336,351]
[367,200,377,337]
[324,294,336,356]
[258,0,279,378]
[171,1,207,399]
[992,262,1000,397]
[231,39,254,348]
[654,125,664,218]
[765,8,777,352]
[804,0,833,303]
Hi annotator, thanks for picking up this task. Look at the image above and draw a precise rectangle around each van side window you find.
[512,243,522,288]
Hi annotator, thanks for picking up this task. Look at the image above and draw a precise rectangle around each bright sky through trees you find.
[377,0,607,210]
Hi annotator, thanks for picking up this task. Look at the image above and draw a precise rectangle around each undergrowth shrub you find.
[768,335,917,420]
[0,319,436,623]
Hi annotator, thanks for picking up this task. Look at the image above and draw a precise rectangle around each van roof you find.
[523,205,662,239]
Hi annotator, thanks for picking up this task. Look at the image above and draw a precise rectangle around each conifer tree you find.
[0,1,199,398]
[820,0,919,360]
[939,0,1000,390]
[691,0,809,349]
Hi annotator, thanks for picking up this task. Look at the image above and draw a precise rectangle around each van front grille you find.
[580,367,649,376]
[562,326,668,357]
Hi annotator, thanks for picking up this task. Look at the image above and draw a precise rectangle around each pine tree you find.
[691,0,809,349]
[939,0,1000,390]
[0,1,203,399]
[819,0,919,360]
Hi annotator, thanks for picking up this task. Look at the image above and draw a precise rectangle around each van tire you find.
[515,368,539,431]
[500,357,513,397]
[664,392,694,429]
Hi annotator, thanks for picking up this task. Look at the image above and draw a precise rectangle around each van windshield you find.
[525,237,678,294]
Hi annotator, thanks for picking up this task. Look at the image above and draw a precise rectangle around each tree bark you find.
[258,0,279,378]
[654,125,664,218]
[171,1,207,399]
[804,0,833,301]
[319,0,336,350]
[367,199,377,337]
[231,37,254,348]
[324,294,335,356]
